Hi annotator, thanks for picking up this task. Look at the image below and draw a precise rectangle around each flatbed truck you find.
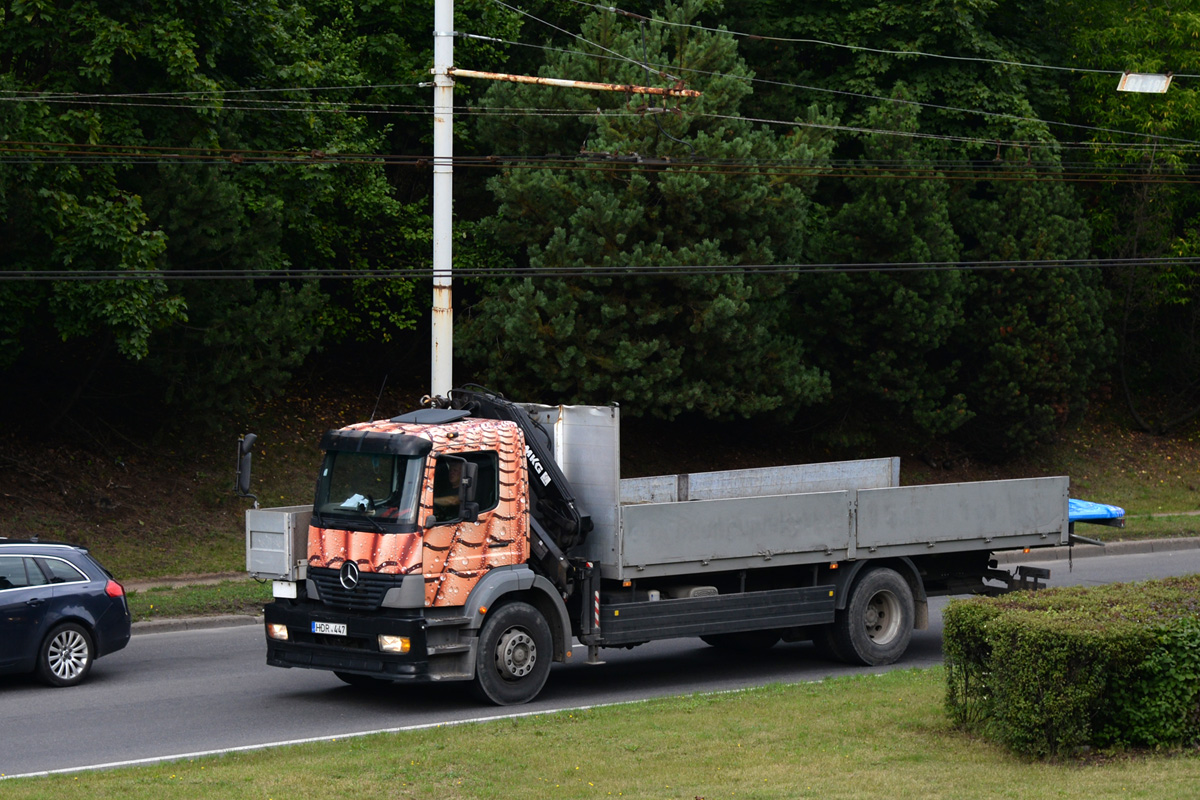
[241,387,1124,704]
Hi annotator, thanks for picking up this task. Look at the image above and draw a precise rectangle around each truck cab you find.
[252,407,574,704]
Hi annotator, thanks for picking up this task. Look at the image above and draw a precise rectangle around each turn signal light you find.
[267,623,289,641]
[379,635,410,654]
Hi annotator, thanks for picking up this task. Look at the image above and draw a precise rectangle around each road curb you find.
[132,614,262,636]
[992,536,1200,563]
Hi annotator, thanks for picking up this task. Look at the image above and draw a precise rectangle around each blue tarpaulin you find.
[1068,498,1126,523]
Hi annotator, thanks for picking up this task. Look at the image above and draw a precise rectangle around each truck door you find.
[422,447,528,607]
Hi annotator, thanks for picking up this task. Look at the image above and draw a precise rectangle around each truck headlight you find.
[378,635,410,654]
[267,623,289,641]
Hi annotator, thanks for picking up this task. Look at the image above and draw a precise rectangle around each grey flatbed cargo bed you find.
[523,404,1070,581]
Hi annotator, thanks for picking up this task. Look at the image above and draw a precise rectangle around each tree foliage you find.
[951,150,1109,453]
[1,0,1192,455]
[799,98,970,445]
[1060,0,1200,433]
[460,0,835,419]
[0,0,432,414]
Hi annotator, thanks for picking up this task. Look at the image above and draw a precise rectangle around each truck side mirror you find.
[458,460,480,523]
[236,434,258,507]
[460,461,479,502]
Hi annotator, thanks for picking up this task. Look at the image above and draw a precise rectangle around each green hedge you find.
[943,575,1200,757]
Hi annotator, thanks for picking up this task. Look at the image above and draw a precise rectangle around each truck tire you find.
[471,602,552,706]
[700,630,781,651]
[827,567,914,666]
[811,625,852,663]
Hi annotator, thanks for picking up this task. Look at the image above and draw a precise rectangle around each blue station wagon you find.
[0,541,132,686]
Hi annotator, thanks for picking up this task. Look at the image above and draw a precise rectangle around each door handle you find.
[25,597,44,607]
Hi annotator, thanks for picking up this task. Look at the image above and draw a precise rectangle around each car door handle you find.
[25,597,44,607]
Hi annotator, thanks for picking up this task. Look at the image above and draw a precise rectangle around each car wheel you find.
[38,623,94,687]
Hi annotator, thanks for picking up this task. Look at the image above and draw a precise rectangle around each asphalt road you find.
[4,545,1200,779]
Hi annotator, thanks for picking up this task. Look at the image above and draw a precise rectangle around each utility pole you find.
[428,4,699,397]
[431,0,454,397]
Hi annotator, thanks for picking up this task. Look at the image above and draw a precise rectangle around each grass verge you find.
[125,580,270,622]
[1115,514,1200,541]
[4,668,1199,798]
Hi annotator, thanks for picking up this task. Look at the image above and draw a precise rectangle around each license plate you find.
[312,621,347,636]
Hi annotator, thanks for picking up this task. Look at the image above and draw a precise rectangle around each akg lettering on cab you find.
[525,446,552,486]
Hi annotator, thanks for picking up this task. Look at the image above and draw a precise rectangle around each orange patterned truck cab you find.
[261,393,583,706]
[306,417,529,607]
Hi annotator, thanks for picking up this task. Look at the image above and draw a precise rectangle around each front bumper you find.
[263,600,433,680]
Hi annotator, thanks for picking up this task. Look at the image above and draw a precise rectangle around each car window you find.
[37,557,88,584]
[0,555,50,590]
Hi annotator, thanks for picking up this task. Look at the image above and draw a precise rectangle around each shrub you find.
[944,575,1200,757]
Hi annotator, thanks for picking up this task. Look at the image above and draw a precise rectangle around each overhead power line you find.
[2,43,1197,152]
[562,0,1200,80]
[472,31,1200,150]
[3,256,1198,282]
[6,138,1200,185]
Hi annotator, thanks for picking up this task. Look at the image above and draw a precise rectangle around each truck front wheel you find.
[828,567,914,666]
[471,602,552,705]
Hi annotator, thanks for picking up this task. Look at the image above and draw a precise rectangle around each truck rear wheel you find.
[471,602,552,706]
[828,567,914,666]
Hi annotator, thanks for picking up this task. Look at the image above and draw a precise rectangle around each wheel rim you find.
[48,629,89,681]
[495,627,536,680]
[862,589,903,645]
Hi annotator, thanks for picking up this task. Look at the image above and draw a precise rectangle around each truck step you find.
[425,615,471,628]
[427,643,472,655]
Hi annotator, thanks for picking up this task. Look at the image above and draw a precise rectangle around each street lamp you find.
[1117,72,1173,93]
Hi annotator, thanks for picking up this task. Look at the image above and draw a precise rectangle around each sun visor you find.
[319,429,433,457]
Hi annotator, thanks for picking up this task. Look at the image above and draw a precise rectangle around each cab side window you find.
[431,451,500,522]
[469,451,499,512]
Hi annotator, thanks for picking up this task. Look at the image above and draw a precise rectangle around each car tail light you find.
[105,579,125,598]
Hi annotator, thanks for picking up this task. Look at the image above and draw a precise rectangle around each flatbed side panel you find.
[856,477,1070,551]
[620,457,900,505]
[618,491,853,580]
[521,404,621,565]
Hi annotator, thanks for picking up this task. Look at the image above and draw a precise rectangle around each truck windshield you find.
[314,452,423,528]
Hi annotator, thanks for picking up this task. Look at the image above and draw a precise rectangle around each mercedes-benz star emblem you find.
[339,560,360,590]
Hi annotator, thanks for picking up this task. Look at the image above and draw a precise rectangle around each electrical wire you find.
[467,33,1200,150]
[6,138,1200,185]
[3,256,1198,282]
[489,0,674,80]
[564,0,1200,79]
[2,39,1196,153]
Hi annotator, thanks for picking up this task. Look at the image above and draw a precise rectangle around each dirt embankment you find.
[2,380,1198,579]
